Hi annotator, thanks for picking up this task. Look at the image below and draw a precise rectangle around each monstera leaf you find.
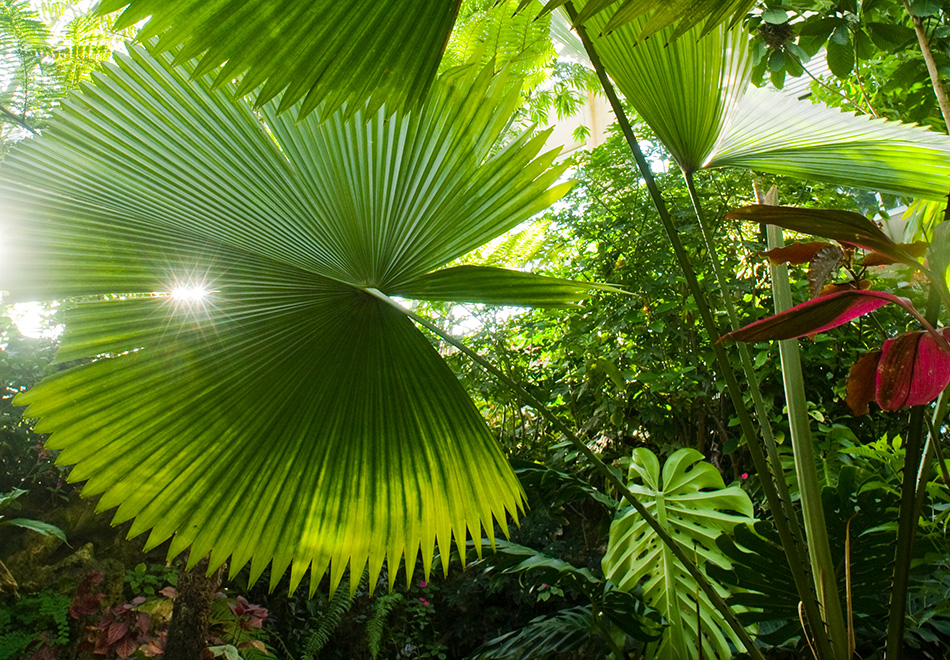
[0,44,601,594]
[602,448,755,660]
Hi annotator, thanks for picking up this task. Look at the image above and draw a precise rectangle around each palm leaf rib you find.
[0,44,584,593]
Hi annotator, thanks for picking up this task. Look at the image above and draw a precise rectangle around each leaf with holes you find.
[602,448,755,660]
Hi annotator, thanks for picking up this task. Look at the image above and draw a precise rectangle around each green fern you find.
[300,573,367,660]
[365,592,403,659]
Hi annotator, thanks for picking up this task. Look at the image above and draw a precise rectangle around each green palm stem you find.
[684,171,831,650]
[886,287,944,660]
[683,172,805,537]
[767,225,850,659]
[365,287,766,660]
[566,4,835,657]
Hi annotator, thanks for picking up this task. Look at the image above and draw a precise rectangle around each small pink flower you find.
[419,597,430,606]
[419,581,427,588]
[741,473,749,480]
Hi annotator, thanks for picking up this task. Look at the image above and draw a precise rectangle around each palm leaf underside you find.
[95,0,462,120]
[578,2,950,200]
[0,44,605,594]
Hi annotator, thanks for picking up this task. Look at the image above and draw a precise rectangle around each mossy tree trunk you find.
[164,556,225,660]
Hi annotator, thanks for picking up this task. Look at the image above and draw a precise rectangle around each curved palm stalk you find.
[0,45,596,594]
[566,4,838,657]
[94,0,462,119]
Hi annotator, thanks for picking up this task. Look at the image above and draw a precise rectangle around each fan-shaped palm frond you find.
[580,3,950,199]
[0,44,592,594]
[94,0,461,120]
[520,0,756,42]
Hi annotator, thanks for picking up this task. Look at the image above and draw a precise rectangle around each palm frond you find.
[580,2,950,198]
[392,266,616,308]
[581,8,752,172]
[519,0,755,42]
[0,44,577,593]
[95,0,461,120]
[708,88,950,200]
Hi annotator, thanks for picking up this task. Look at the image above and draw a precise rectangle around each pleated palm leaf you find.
[578,2,950,199]
[93,0,463,120]
[0,44,595,594]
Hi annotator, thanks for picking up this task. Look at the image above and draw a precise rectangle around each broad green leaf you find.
[95,0,460,119]
[825,27,854,77]
[602,448,754,660]
[2,517,67,543]
[392,265,617,308]
[710,467,901,646]
[0,44,576,593]
[0,488,26,509]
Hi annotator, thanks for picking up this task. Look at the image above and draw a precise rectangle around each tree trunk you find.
[164,556,225,660]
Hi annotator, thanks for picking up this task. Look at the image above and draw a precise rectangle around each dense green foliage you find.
[2,0,950,659]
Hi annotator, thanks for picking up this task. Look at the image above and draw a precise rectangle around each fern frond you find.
[366,592,404,659]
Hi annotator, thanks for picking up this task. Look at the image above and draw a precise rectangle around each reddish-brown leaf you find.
[115,636,137,660]
[728,205,919,267]
[876,329,950,411]
[107,621,129,646]
[758,241,833,265]
[846,351,882,416]
[719,290,915,343]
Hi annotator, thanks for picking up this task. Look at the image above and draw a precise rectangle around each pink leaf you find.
[876,329,950,411]
[720,290,914,343]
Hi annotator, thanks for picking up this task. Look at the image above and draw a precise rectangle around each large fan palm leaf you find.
[0,44,588,594]
[578,3,950,199]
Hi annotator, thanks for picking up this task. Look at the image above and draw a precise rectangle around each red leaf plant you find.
[69,571,105,620]
[93,597,153,659]
[721,290,950,414]
[227,595,268,631]
[847,329,950,415]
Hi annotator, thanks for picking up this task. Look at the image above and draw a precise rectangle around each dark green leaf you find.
[826,29,855,77]
[726,205,918,265]
[4,517,67,543]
